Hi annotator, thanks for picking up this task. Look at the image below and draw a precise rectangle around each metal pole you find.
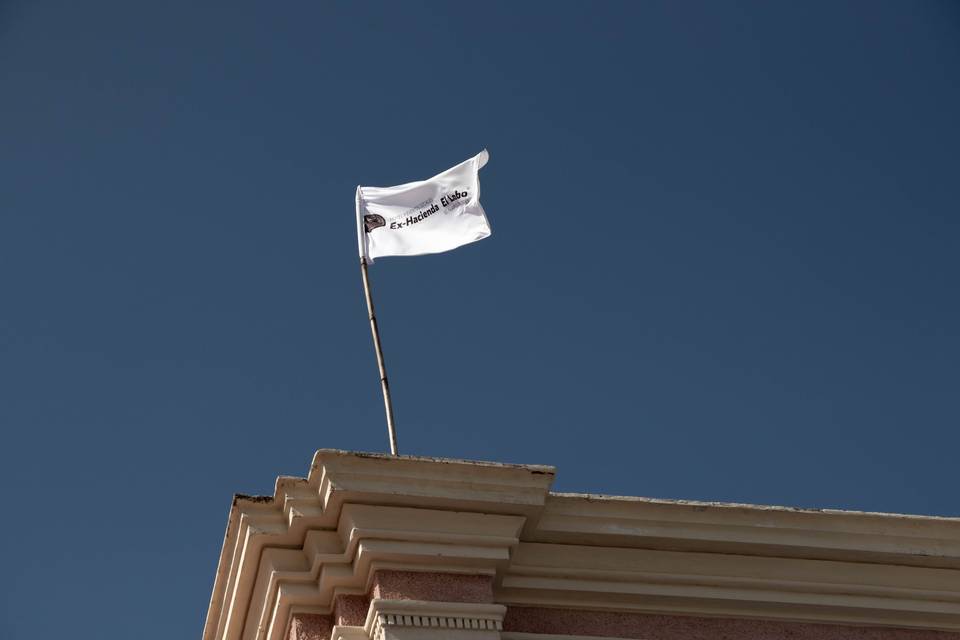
[359,256,399,455]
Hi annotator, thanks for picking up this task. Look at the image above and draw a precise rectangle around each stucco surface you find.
[371,570,494,604]
[503,607,960,640]
[334,594,369,627]
[287,614,332,640]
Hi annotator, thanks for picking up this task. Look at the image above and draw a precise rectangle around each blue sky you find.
[1,1,959,638]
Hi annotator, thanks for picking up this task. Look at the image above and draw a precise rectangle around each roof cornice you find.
[203,450,960,640]
[537,492,960,568]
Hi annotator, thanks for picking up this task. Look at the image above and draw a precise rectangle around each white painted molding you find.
[203,450,960,640]
[538,493,960,569]
[331,625,368,640]
[365,600,506,640]
[255,505,523,640]
[498,539,960,630]
[204,451,549,640]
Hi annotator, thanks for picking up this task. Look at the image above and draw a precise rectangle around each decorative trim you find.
[331,625,368,640]
[537,493,960,569]
[205,450,552,640]
[204,451,960,640]
[365,600,506,640]
[498,541,960,631]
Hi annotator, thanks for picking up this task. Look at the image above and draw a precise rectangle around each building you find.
[203,450,960,640]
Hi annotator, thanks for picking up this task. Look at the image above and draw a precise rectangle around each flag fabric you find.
[356,150,491,263]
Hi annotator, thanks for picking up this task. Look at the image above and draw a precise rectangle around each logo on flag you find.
[364,214,386,232]
[355,150,491,262]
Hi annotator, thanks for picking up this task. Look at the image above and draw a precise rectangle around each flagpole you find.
[359,256,399,455]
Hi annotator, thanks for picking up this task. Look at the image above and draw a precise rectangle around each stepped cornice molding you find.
[500,541,960,629]
[203,450,960,640]
[205,451,552,640]
[537,493,960,569]
[253,506,523,640]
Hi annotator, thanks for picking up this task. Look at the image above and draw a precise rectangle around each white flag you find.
[356,150,491,263]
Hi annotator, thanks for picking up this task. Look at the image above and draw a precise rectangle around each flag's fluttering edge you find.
[356,150,491,263]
